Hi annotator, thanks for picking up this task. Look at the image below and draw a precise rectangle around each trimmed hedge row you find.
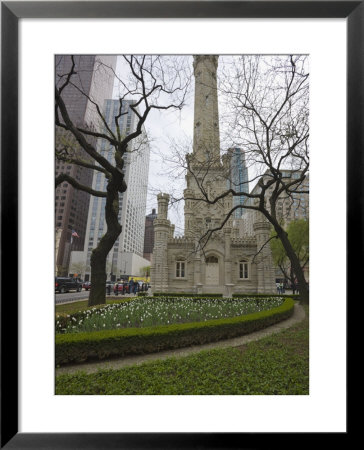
[153,292,223,297]
[55,297,295,366]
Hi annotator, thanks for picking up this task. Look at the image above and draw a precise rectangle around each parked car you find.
[55,277,83,293]
[83,281,91,291]
[113,282,130,295]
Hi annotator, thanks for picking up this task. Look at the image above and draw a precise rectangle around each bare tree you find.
[171,55,310,303]
[55,55,190,306]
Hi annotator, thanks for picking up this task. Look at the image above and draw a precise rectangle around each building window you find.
[176,261,185,278]
[239,260,249,279]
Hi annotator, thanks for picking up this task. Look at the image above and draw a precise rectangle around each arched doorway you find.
[205,255,219,285]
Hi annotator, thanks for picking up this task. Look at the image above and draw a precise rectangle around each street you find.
[55,290,90,304]
[55,290,141,304]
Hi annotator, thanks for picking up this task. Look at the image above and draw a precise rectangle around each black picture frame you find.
[1,1,357,448]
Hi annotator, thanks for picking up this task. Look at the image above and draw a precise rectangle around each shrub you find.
[55,298,295,366]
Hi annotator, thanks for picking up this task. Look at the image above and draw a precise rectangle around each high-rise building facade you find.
[70,99,151,281]
[55,55,117,274]
[143,208,158,261]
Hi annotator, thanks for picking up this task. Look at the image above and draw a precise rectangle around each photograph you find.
[55,54,309,395]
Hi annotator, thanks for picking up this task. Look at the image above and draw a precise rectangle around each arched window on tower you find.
[239,259,249,279]
[176,260,186,278]
[206,255,218,264]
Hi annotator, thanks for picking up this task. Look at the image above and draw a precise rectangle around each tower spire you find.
[192,55,220,165]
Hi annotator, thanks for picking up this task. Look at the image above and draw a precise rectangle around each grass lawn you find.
[55,304,309,395]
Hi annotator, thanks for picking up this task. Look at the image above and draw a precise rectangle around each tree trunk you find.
[273,223,309,304]
[88,179,122,307]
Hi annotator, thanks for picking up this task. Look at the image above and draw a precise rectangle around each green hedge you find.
[55,298,295,366]
[153,292,223,298]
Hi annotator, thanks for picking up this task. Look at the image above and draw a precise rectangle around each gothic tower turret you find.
[150,193,171,293]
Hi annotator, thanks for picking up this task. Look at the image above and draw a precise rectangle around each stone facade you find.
[151,56,276,296]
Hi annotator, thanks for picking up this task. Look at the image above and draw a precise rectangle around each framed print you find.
[1,1,358,447]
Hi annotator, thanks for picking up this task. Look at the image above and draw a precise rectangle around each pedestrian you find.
[280,282,284,294]
[292,280,297,294]
[276,281,280,294]
[134,280,138,295]
[129,278,134,296]
[115,282,119,296]
[106,283,111,295]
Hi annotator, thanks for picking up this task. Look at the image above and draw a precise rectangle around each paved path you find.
[56,303,305,376]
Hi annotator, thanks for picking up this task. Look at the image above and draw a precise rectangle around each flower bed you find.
[153,292,223,297]
[55,297,295,366]
[56,296,285,334]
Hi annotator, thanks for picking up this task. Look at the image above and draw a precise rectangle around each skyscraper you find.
[55,55,117,274]
[70,99,151,281]
[143,208,158,261]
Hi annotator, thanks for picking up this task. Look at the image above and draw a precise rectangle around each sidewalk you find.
[55,291,147,305]
[56,303,305,376]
